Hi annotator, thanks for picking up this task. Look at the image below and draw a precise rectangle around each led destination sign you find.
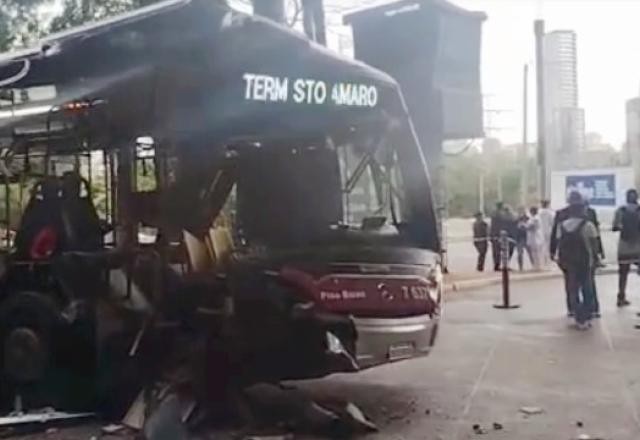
[243,73,379,108]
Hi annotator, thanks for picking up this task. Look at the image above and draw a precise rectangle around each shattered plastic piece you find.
[122,391,146,430]
[45,427,58,435]
[143,394,191,440]
[493,422,503,430]
[244,435,294,440]
[0,408,94,426]
[519,406,544,416]
[342,402,378,433]
[102,424,125,434]
[425,409,431,415]
[576,420,584,428]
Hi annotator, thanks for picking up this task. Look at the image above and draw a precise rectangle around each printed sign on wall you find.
[565,174,616,207]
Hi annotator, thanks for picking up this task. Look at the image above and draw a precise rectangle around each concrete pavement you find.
[299,272,640,440]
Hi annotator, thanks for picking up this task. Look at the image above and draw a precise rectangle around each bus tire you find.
[0,291,58,388]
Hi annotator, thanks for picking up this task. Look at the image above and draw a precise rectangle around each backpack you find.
[558,219,589,269]
[620,206,640,242]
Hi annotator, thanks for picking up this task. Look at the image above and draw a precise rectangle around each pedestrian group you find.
[472,189,640,330]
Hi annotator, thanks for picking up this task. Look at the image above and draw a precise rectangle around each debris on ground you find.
[143,392,195,440]
[576,420,584,428]
[45,427,58,435]
[122,391,147,430]
[243,434,295,440]
[472,423,486,435]
[102,424,126,435]
[492,422,503,430]
[424,409,431,416]
[519,406,544,416]
[327,402,378,433]
[0,408,94,427]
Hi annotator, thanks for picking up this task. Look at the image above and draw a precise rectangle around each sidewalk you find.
[445,265,618,292]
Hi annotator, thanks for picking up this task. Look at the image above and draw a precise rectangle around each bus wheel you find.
[0,292,57,397]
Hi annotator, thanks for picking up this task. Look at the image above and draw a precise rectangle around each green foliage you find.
[445,147,538,218]
[50,0,161,33]
[0,0,164,52]
[0,0,53,51]
[0,180,38,230]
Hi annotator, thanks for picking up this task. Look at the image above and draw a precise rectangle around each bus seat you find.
[183,230,216,274]
[60,171,102,251]
[13,177,62,259]
[210,227,234,270]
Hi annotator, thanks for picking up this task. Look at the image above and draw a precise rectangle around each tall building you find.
[626,97,640,187]
[543,30,585,167]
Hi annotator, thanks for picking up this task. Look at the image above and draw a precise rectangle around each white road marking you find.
[450,331,502,440]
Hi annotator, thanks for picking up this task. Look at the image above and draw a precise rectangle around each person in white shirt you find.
[526,206,544,270]
[538,199,554,266]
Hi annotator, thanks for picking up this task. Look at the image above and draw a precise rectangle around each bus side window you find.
[134,137,157,193]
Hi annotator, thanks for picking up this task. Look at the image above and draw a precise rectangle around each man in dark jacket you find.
[553,191,599,329]
[551,193,602,317]
[473,212,489,271]
[490,202,505,271]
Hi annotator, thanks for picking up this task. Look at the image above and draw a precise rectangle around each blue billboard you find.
[566,174,616,207]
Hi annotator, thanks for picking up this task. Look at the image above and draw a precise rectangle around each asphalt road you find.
[13,272,640,440]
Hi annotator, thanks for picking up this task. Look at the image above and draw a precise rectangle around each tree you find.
[0,0,52,51]
[50,0,162,33]
[0,0,168,53]
[445,145,538,218]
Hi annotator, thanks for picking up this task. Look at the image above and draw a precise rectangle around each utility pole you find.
[520,64,529,206]
[534,19,547,200]
[252,0,286,23]
[302,0,326,45]
[478,172,485,213]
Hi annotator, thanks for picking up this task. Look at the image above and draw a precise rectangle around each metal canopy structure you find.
[0,0,409,145]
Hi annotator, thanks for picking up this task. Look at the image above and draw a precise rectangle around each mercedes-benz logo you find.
[378,282,394,301]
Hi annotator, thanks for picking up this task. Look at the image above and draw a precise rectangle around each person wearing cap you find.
[472,211,489,272]
[551,191,599,328]
[613,189,640,307]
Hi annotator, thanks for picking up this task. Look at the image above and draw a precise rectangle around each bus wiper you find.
[343,151,373,193]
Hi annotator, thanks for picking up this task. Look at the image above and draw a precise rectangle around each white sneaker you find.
[575,322,591,331]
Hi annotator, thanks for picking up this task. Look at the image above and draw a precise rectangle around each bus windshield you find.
[231,133,410,249]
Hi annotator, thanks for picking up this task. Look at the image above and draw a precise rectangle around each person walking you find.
[613,189,640,307]
[526,206,544,270]
[472,212,489,272]
[504,205,517,267]
[539,199,554,266]
[551,193,593,317]
[490,202,505,271]
[585,201,604,317]
[515,207,529,271]
[554,191,599,330]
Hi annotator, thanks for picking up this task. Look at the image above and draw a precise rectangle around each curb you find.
[445,266,618,293]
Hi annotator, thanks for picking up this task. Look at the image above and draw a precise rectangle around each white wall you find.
[550,167,635,225]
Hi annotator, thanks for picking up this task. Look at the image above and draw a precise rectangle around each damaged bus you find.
[0,0,442,412]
